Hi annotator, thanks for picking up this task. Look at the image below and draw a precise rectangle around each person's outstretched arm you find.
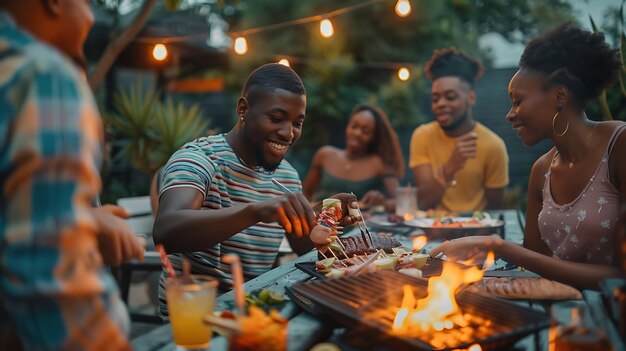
[153,187,317,253]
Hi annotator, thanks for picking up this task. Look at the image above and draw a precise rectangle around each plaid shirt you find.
[0,12,130,350]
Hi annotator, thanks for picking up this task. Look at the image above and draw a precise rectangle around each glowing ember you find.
[411,235,428,252]
[392,261,484,334]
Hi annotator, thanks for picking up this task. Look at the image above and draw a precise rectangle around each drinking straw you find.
[223,254,245,315]
[156,244,177,279]
[182,259,191,279]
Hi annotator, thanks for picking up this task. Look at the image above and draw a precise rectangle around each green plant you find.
[104,83,211,175]
[590,1,626,121]
[150,96,212,169]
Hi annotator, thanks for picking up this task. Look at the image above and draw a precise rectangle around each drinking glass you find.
[549,301,611,351]
[395,185,418,220]
[166,275,218,350]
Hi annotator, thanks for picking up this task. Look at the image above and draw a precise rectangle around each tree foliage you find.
[223,0,576,167]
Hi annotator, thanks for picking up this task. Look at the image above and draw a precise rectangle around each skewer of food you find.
[315,246,430,279]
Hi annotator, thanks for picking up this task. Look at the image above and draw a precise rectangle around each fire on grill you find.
[288,253,549,351]
[386,259,491,349]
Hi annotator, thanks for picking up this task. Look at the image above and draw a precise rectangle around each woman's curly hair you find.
[424,48,484,86]
[520,23,621,106]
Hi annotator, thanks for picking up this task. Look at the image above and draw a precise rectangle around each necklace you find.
[561,122,599,168]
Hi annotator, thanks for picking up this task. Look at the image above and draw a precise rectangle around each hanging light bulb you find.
[320,18,334,38]
[234,36,248,55]
[395,0,411,17]
[278,59,290,67]
[152,43,168,61]
[398,67,410,81]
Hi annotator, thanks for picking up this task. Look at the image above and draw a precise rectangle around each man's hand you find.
[360,190,386,209]
[447,132,477,173]
[313,192,359,227]
[91,205,146,266]
[252,192,317,237]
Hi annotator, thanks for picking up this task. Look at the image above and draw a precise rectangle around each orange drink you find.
[167,276,217,350]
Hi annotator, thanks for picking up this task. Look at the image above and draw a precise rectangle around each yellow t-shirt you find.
[409,121,509,212]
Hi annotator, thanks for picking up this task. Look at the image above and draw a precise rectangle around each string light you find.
[398,67,410,81]
[234,36,248,55]
[278,58,290,67]
[226,0,411,56]
[152,43,168,61]
[395,0,411,17]
[320,18,334,38]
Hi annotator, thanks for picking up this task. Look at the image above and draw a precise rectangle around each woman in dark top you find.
[303,104,405,208]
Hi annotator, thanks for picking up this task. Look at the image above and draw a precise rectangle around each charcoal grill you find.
[286,270,549,351]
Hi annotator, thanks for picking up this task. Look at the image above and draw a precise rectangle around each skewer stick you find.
[335,234,347,248]
[328,248,348,267]
[271,178,292,194]
[223,254,245,316]
[333,236,349,257]
[319,249,329,259]
[351,192,375,249]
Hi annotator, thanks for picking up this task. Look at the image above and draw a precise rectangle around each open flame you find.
[392,251,494,337]
[411,235,428,252]
[392,262,483,333]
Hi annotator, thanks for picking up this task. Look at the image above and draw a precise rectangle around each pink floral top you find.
[539,123,626,265]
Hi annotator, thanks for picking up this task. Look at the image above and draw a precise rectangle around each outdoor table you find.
[130,209,622,350]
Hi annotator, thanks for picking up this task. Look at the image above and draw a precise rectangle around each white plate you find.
[404,217,502,229]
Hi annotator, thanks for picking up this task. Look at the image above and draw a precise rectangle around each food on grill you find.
[315,246,429,279]
[398,267,423,278]
[463,277,582,300]
[374,257,397,270]
[318,232,402,259]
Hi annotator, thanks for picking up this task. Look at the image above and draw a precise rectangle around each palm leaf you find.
[589,15,600,33]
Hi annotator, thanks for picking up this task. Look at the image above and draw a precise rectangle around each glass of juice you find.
[166,275,218,350]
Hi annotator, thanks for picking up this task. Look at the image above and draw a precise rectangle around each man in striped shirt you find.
[0,0,144,349]
[154,64,356,318]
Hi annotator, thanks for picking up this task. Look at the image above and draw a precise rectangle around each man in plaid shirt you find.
[0,0,145,349]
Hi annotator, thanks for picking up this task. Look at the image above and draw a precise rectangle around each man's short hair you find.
[241,63,306,98]
[424,48,483,86]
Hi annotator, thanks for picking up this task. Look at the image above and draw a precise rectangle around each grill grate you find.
[287,270,549,351]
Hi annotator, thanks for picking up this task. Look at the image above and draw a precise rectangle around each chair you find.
[115,196,162,324]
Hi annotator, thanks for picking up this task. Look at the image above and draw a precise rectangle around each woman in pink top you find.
[430,24,625,289]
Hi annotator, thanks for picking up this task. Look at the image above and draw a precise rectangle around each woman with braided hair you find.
[431,23,625,289]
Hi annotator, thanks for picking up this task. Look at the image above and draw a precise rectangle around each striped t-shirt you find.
[157,134,302,318]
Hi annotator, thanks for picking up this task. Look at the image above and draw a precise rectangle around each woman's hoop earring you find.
[552,111,569,137]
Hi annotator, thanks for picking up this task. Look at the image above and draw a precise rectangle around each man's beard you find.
[253,143,283,173]
[440,107,469,132]
[242,127,283,173]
